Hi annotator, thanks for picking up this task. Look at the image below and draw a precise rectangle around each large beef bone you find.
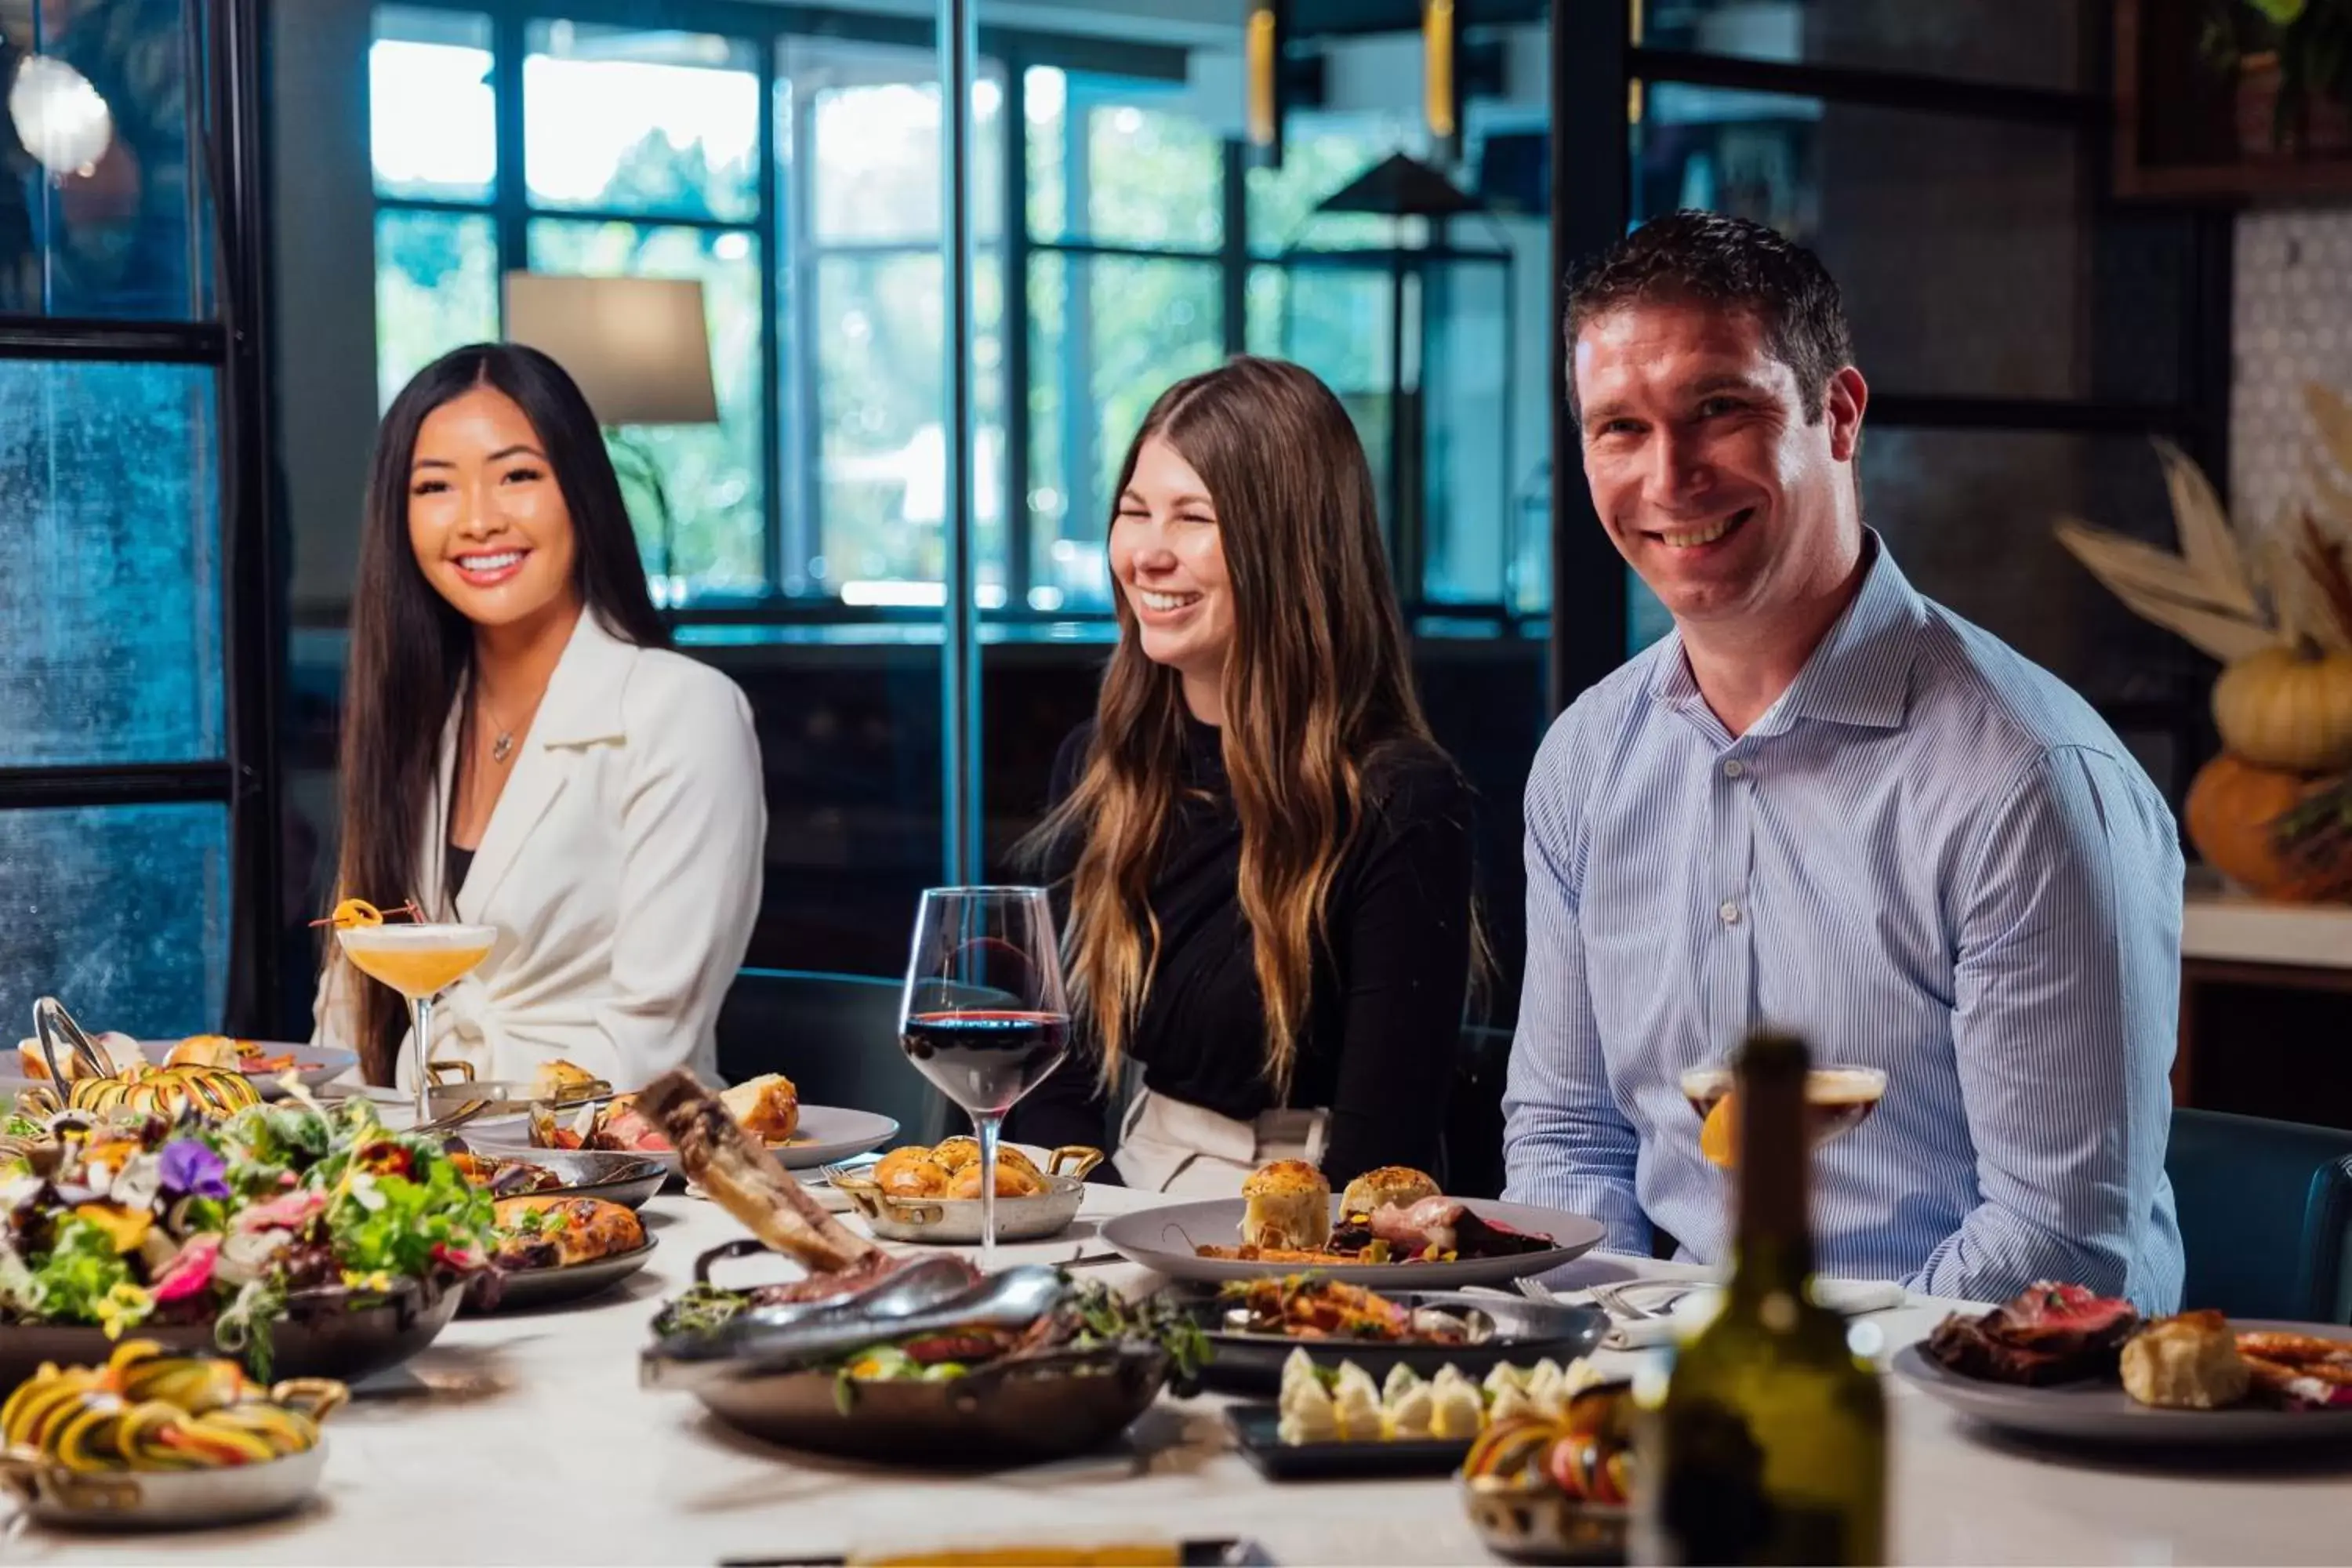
[637,1069,881,1274]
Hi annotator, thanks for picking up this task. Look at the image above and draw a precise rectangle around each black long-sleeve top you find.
[1005,713,1477,1187]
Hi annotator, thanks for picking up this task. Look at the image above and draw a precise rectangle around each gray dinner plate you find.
[459,1144,667,1210]
[1892,1323,2352,1446]
[1099,1197,1606,1287]
[219,1042,359,1100]
[618,1104,902,1180]
[464,1236,659,1314]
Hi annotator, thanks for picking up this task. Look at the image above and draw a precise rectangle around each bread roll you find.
[930,1135,981,1174]
[874,1147,951,1197]
[532,1058,601,1100]
[2122,1311,2250,1410]
[167,1035,242,1070]
[1240,1159,1331,1250]
[948,1160,1044,1199]
[719,1073,800,1142]
[18,1033,145,1082]
[1341,1165,1440,1218]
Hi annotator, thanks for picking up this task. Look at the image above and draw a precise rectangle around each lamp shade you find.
[501,272,719,426]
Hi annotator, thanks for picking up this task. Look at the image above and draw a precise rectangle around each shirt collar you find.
[1646,530,1924,737]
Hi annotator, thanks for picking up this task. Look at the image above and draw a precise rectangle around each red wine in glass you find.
[898,887,1073,1269]
[901,1010,1071,1116]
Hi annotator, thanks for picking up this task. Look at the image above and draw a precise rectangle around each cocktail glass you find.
[336,921,498,1123]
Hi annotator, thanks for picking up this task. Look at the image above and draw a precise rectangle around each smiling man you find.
[1501,212,2185,1311]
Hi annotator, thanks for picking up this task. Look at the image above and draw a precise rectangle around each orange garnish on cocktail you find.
[1699,1094,1738,1168]
[308,898,426,930]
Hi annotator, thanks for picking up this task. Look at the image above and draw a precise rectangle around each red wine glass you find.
[898,886,1072,1269]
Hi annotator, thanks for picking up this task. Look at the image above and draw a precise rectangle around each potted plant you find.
[2202,0,2352,158]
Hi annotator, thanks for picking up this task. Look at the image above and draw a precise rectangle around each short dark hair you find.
[1564,210,1854,423]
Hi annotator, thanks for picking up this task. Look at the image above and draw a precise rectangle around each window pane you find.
[1027,71,1220,249]
[811,253,1007,599]
[371,6,495,202]
[0,804,230,1037]
[523,22,758,223]
[1028,253,1221,608]
[0,0,205,318]
[797,49,1001,245]
[1639,1,2088,92]
[1247,125,1410,253]
[1635,85,2113,401]
[528,220,767,595]
[374,208,498,411]
[0,361,223,765]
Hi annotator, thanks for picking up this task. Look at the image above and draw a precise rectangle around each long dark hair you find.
[332,343,667,1083]
[1021,356,1449,1100]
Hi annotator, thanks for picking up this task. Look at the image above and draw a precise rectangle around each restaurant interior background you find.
[13,0,2352,1172]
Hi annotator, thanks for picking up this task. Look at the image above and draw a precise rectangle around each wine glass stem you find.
[412,992,436,1123]
[975,1111,1004,1273]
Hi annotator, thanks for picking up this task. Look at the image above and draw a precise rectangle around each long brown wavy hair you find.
[1024,356,1448,1102]
[332,344,668,1083]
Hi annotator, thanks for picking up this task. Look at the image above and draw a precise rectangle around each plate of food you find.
[464,1196,657,1313]
[145,1037,360,1101]
[830,1139,1103,1243]
[1457,1385,1638,1565]
[528,1073,898,1176]
[1172,1276,1607,1395]
[13,1026,355,1105]
[0,1091,490,1388]
[0,1339,347,1529]
[1893,1281,2352,1445]
[630,1070,1201,1465]
[449,1145,666,1210]
[1099,1163,1605,1287]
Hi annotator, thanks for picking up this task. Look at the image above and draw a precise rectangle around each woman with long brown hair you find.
[310,343,765,1092]
[1004,356,1477,1191]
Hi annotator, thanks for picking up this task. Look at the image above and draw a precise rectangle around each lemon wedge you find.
[327,898,383,929]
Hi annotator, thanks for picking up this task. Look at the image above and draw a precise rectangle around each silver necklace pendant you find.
[492,731,515,765]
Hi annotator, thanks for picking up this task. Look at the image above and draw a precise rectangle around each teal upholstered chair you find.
[714,968,946,1148]
[2168,1107,2352,1323]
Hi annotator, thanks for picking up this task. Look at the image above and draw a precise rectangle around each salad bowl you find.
[0,1279,462,1392]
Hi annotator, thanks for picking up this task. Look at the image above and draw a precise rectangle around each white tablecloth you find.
[12,1185,2344,1565]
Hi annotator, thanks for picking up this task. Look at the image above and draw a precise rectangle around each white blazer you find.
[312,609,766,1091]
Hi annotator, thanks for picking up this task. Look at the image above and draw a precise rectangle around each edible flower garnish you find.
[158,1138,230,1200]
[72,1203,154,1254]
[151,1235,221,1304]
[94,1280,155,1340]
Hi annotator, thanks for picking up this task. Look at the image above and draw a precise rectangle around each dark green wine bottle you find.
[1636,1033,1887,1566]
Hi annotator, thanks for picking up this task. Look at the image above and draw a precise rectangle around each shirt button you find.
[1722,759,1747,779]
[1719,901,1742,925]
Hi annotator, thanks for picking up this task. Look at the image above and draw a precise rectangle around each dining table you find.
[9,1181,2345,1566]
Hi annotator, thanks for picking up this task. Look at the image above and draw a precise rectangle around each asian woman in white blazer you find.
[311,343,765,1092]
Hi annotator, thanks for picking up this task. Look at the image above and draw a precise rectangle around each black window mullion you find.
[214,0,282,1036]
[0,320,227,364]
[1627,46,2100,125]
[0,764,237,811]
[491,8,530,316]
[1220,139,1248,359]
